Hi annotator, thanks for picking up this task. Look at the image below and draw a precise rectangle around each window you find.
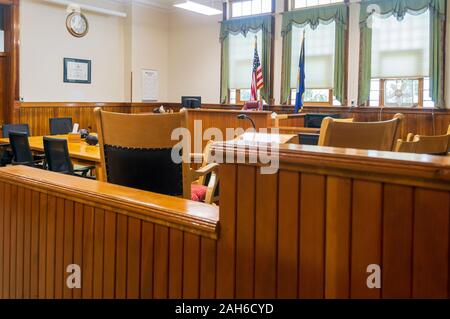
[228,31,262,104]
[289,22,341,106]
[290,88,340,106]
[231,0,272,18]
[292,0,343,10]
[369,11,433,107]
[0,6,4,52]
[229,89,254,104]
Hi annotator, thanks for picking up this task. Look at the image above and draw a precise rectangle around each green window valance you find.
[220,15,272,42]
[220,15,273,104]
[280,4,348,106]
[358,0,446,108]
[281,4,347,35]
[359,0,445,24]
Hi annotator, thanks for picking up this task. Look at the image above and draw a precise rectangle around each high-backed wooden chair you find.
[395,127,450,155]
[296,118,354,146]
[94,108,219,204]
[191,140,219,204]
[318,113,404,151]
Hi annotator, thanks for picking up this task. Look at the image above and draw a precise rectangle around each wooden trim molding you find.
[1,0,20,124]
[0,166,219,239]
[213,141,450,191]
[14,101,450,112]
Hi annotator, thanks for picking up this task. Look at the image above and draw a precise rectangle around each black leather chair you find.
[49,117,73,135]
[2,124,30,138]
[43,137,95,178]
[1,124,32,166]
[304,113,342,128]
[9,132,45,168]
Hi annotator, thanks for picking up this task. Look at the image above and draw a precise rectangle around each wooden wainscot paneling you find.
[1,141,450,298]
[213,141,450,299]
[0,165,218,299]
[16,102,135,136]
[185,109,272,149]
[15,102,168,136]
[11,102,450,141]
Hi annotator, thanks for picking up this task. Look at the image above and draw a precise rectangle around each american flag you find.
[250,37,264,101]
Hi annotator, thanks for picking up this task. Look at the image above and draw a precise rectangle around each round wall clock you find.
[66,12,89,38]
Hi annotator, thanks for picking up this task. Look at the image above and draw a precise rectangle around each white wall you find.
[131,2,169,102]
[168,10,221,104]
[20,0,129,102]
[166,0,450,107]
[18,0,450,107]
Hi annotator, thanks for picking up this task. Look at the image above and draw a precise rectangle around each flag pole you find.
[255,35,263,110]
[299,30,306,113]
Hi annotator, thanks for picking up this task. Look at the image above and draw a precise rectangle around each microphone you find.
[237,114,256,131]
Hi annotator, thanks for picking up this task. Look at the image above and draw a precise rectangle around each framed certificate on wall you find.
[64,58,91,84]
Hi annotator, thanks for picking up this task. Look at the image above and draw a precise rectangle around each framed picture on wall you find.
[63,58,91,84]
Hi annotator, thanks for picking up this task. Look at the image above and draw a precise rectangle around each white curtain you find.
[290,22,335,89]
[371,11,430,78]
[229,30,262,89]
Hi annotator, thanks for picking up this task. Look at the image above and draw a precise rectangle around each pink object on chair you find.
[242,101,262,111]
[191,184,208,202]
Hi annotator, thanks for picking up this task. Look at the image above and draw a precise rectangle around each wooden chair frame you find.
[318,114,404,151]
[396,125,450,155]
[94,108,219,204]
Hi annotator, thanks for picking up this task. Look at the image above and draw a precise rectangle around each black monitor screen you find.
[181,96,201,109]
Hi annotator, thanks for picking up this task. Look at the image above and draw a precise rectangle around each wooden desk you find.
[235,132,298,144]
[0,135,104,180]
[276,126,320,134]
[186,109,273,148]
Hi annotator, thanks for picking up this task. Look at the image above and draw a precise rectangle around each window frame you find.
[289,88,334,106]
[229,88,251,105]
[229,0,274,18]
[223,0,275,105]
[290,0,346,11]
[282,0,349,107]
[363,7,437,108]
[370,77,428,108]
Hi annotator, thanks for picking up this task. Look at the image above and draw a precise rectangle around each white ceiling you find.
[115,0,224,11]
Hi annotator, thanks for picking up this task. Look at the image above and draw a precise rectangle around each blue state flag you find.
[295,33,306,113]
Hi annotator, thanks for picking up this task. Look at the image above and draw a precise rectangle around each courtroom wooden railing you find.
[214,142,450,299]
[0,166,219,299]
[1,142,450,298]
